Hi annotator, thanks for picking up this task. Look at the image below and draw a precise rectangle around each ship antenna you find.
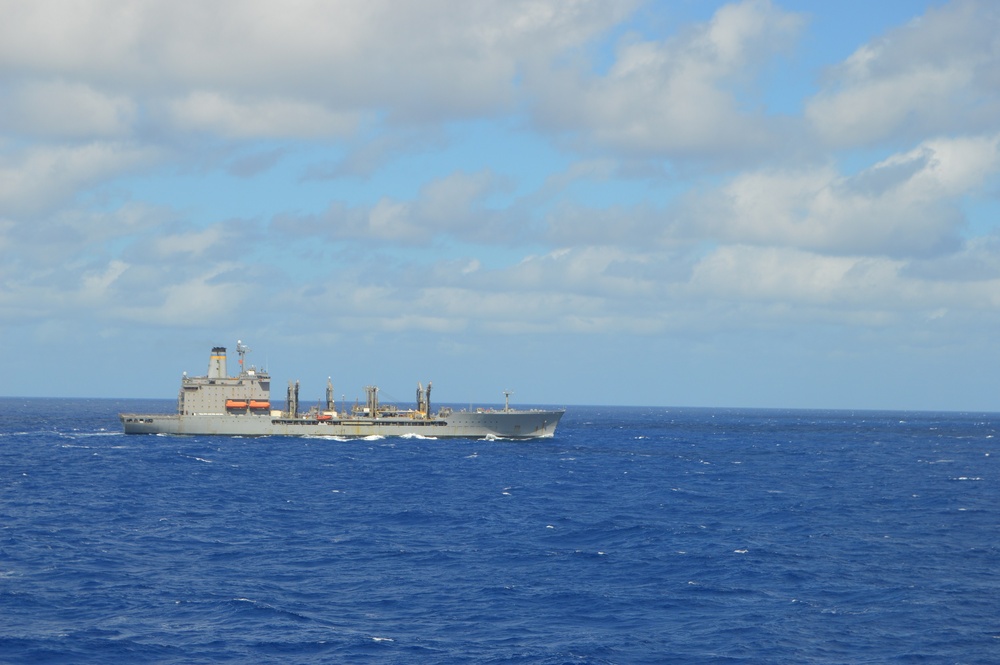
[237,339,250,374]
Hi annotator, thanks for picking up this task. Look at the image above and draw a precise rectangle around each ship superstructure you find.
[176,342,272,415]
[120,342,563,439]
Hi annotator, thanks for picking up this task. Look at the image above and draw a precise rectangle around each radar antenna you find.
[236,339,250,373]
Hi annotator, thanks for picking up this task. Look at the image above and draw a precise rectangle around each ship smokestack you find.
[208,347,227,379]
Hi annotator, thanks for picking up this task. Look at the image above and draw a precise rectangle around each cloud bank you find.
[1,0,999,409]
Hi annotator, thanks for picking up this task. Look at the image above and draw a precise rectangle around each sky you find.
[2,0,1000,411]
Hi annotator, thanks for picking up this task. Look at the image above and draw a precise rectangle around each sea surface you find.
[1,398,998,664]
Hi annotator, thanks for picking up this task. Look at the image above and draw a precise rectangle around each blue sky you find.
[3,0,1000,411]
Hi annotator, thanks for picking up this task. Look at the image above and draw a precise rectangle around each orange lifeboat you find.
[249,400,270,410]
[225,400,248,409]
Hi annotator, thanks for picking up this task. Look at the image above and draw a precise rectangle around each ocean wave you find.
[2,404,997,664]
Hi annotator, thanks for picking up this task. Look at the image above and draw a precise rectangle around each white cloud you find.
[1,80,137,138]
[527,0,804,157]
[506,247,657,300]
[367,199,414,241]
[167,92,359,139]
[0,203,163,276]
[80,259,128,303]
[0,1,145,77]
[806,0,1000,146]
[690,245,897,305]
[0,142,159,216]
[688,243,1000,318]
[109,263,250,326]
[904,233,1000,282]
[2,0,1000,409]
[415,170,510,231]
[807,65,971,146]
[274,169,518,245]
[683,133,1000,257]
[151,226,231,259]
[0,0,633,141]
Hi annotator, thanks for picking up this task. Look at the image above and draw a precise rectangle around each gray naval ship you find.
[120,342,564,439]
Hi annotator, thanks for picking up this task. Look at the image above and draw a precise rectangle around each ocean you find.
[1,398,997,664]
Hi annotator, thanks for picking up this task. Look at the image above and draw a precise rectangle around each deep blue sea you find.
[1,398,998,664]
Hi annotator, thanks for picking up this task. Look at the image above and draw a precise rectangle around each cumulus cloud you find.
[526,0,804,158]
[273,169,520,245]
[2,0,1000,409]
[0,80,136,138]
[690,245,898,305]
[167,92,360,139]
[275,253,661,336]
[0,142,159,216]
[149,226,233,259]
[302,130,448,179]
[806,0,1000,146]
[690,242,1000,317]
[108,263,251,326]
[0,0,632,142]
[681,133,1000,258]
[903,233,1000,282]
[0,0,813,159]
[0,202,206,327]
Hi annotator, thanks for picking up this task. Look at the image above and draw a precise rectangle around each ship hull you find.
[120,341,564,439]
[120,409,563,439]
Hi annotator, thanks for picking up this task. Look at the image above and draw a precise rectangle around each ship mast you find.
[236,339,250,374]
[504,390,512,412]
